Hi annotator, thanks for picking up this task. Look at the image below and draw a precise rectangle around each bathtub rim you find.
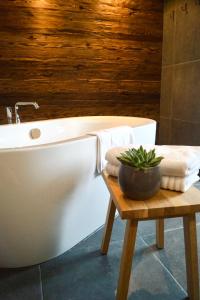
[0,115,156,153]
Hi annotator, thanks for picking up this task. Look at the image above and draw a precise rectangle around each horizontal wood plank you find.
[102,171,200,220]
[0,0,163,124]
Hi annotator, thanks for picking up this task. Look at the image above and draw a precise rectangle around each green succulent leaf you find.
[117,146,164,170]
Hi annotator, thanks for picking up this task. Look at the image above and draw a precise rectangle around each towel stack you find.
[105,145,200,192]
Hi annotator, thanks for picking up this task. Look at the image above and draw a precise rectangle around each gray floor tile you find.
[142,223,200,292]
[0,266,42,300]
[128,238,186,300]
[138,217,183,238]
[129,241,186,300]
[40,224,121,300]
[41,223,186,300]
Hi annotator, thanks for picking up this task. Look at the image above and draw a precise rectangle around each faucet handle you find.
[6,107,13,124]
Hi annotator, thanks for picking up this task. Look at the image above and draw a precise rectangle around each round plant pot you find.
[118,164,161,200]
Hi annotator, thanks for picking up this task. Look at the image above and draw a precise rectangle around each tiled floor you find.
[1,183,200,300]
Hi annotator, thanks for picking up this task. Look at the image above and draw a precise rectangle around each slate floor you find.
[1,182,200,300]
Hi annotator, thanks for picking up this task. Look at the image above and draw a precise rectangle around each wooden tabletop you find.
[102,171,200,220]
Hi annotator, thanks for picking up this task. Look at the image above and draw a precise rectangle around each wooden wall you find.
[0,0,163,124]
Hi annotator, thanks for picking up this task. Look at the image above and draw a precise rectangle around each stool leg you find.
[101,197,116,255]
[156,219,164,249]
[116,219,138,300]
[183,214,199,300]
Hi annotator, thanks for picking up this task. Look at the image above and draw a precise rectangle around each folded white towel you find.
[88,126,135,173]
[105,163,199,192]
[105,145,200,177]
[106,163,119,178]
[157,145,200,177]
[105,144,153,167]
[161,173,199,192]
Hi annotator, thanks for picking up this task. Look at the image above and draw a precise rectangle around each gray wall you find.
[160,0,200,145]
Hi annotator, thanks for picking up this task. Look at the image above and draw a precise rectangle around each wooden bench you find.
[101,171,200,300]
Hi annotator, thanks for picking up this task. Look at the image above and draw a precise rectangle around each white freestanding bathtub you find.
[0,116,156,267]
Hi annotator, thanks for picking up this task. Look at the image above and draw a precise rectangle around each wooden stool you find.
[101,171,200,300]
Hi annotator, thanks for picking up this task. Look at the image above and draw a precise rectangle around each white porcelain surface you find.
[0,116,156,267]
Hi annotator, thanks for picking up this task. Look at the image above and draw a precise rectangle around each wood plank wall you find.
[0,0,163,124]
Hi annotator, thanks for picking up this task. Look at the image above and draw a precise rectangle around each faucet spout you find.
[14,102,40,124]
[15,102,40,109]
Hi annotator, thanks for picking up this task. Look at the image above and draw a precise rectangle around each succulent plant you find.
[117,145,164,170]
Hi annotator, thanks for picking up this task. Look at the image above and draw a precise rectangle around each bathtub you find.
[0,116,156,267]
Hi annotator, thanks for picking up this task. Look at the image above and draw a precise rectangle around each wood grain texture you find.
[0,0,163,124]
[101,197,116,255]
[183,214,200,300]
[116,219,138,300]
[156,218,164,249]
[102,171,200,220]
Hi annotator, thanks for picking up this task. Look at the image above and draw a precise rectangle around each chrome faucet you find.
[6,106,13,124]
[15,102,39,124]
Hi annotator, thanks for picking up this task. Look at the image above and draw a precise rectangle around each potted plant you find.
[117,146,164,200]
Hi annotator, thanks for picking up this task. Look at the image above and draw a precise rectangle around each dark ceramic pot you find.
[118,164,161,200]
